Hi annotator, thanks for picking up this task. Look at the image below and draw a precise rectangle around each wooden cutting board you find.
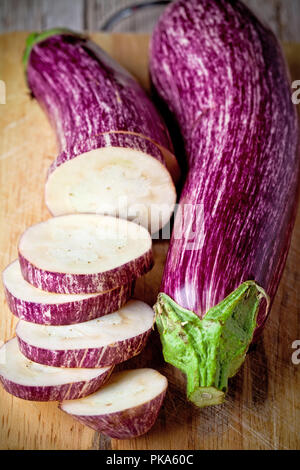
[0,32,299,451]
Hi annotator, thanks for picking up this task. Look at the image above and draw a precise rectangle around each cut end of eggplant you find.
[155,281,269,408]
[60,368,168,438]
[19,214,151,275]
[0,338,112,401]
[18,214,153,294]
[45,147,176,234]
[61,368,167,415]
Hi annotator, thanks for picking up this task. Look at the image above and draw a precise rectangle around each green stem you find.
[23,28,84,72]
[154,281,269,408]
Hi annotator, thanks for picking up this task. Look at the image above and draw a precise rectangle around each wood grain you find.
[0,0,84,31]
[1,0,300,41]
[0,32,299,450]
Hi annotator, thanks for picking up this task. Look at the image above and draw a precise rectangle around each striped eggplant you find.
[3,260,134,325]
[16,300,154,368]
[24,29,178,233]
[60,369,168,439]
[0,338,113,402]
[151,0,300,407]
[18,214,153,294]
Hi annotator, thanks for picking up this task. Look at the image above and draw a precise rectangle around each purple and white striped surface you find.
[150,0,299,333]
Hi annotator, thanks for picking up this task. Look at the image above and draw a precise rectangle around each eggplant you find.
[60,368,168,439]
[3,260,134,325]
[0,338,113,402]
[24,29,178,233]
[16,300,154,368]
[151,0,300,406]
[18,214,153,294]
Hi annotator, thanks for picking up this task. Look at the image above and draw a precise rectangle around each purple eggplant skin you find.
[3,278,134,326]
[16,329,152,369]
[24,30,174,169]
[60,389,167,439]
[0,366,113,402]
[18,249,153,295]
[150,0,300,335]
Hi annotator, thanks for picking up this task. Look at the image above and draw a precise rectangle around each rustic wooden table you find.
[0,0,300,40]
[0,30,299,450]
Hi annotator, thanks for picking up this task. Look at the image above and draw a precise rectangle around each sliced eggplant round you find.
[0,338,113,401]
[60,368,168,439]
[46,135,176,234]
[2,260,134,325]
[18,214,153,294]
[16,300,154,367]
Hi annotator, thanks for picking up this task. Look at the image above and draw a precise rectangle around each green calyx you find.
[23,28,84,72]
[154,281,269,408]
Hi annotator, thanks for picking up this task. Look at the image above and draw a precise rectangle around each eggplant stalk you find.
[154,281,269,407]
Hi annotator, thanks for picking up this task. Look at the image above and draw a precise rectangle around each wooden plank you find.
[1,0,300,41]
[85,0,300,37]
[41,0,84,30]
[0,32,300,450]
[0,0,43,32]
[0,0,84,32]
